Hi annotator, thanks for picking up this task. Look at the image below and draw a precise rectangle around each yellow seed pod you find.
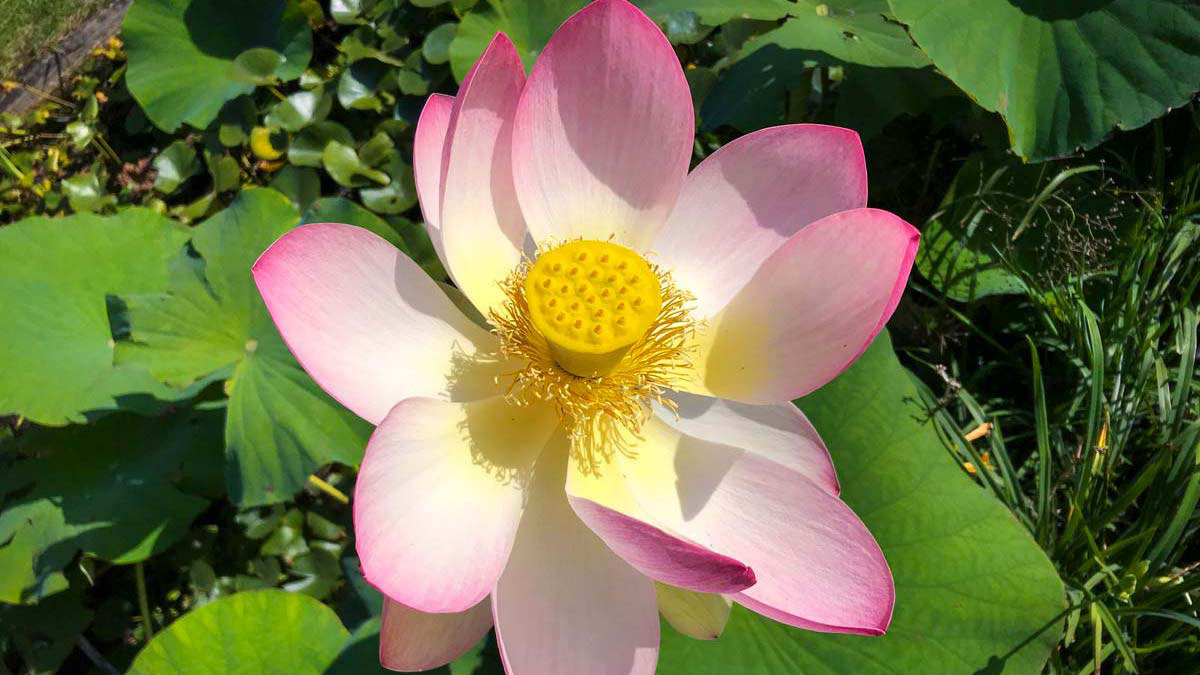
[524,240,662,377]
[250,126,284,160]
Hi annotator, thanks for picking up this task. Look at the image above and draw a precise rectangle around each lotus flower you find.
[253,0,918,671]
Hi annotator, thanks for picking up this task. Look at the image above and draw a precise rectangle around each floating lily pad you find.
[128,590,349,674]
[124,0,313,132]
[360,156,417,215]
[0,407,223,603]
[153,140,201,194]
[118,189,372,506]
[0,209,192,425]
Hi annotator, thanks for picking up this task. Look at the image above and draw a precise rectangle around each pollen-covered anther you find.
[523,240,663,377]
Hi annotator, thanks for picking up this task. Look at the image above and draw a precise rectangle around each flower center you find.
[489,239,697,472]
[523,240,663,377]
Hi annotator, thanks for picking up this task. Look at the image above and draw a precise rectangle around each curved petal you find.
[379,597,492,672]
[440,33,527,318]
[511,0,693,248]
[658,392,839,496]
[655,583,731,641]
[253,223,503,425]
[653,124,867,318]
[494,448,659,675]
[621,417,895,636]
[566,451,756,594]
[413,93,454,264]
[688,208,919,403]
[354,396,558,613]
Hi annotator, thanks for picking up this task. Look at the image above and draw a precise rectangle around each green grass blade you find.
[1028,336,1054,544]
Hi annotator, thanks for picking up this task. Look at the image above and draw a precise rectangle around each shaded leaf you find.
[0,407,223,603]
[888,0,1200,160]
[0,587,93,674]
[302,197,409,252]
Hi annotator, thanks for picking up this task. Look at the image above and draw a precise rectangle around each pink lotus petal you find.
[355,396,558,613]
[379,597,492,672]
[566,451,756,593]
[654,124,868,317]
[413,93,454,265]
[511,0,693,248]
[252,223,502,425]
[694,208,919,403]
[658,392,839,496]
[439,33,527,317]
[622,416,895,636]
[493,450,659,675]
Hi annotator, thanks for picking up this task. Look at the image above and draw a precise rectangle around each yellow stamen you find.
[523,240,663,377]
[491,240,697,473]
[963,421,992,442]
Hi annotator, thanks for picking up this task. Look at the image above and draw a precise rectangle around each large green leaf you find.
[740,1,929,69]
[700,0,928,132]
[128,590,349,674]
[0,209,192,425]
[636,0,794,26]
[887,0,1200,160]
[659,333,1065,673]
[0,407,223,604]
[124,0,313,132]
[118,189,372,506]
[448,0,792,81]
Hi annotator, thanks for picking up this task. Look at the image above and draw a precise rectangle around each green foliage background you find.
[1,1,1198,673]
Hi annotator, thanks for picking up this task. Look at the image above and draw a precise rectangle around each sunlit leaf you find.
[322,141,389,188]
[153,140,201,194]
[264,86,333,133]
[128,590,349,674]
[743,0,929,69]
[0,209,192,425]
[61,173,116,213]
[124,0,313,132]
